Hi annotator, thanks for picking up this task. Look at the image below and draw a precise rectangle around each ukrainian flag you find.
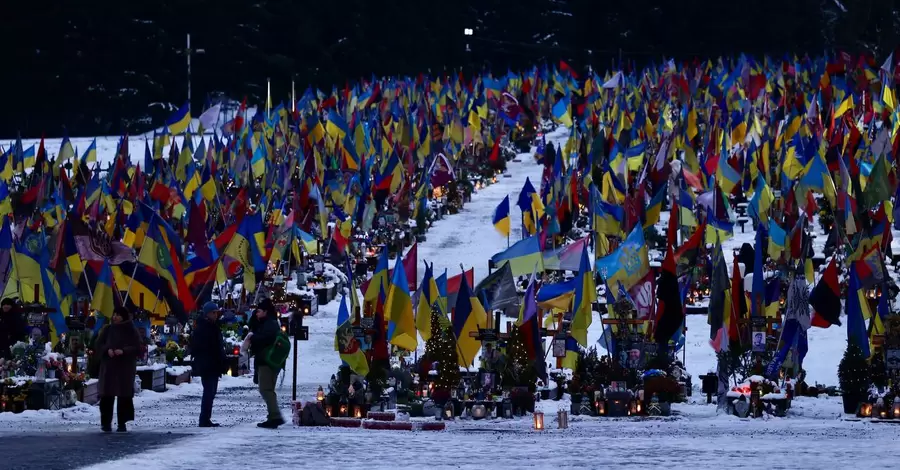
[595,225,649,295]
[767,220,786,260]
[223,211,266,293]
[490,234,544,277]
[593,194,624,235]
[643,183,668,229]
[492,195,511,237]
[552,97,573,127]
[22,144,35,170]
[0,148,12,181]
[0,181,11,217]
[200,162,217,202]
[386,256,417,352]
[335,295,369,376]
[416,262,440,342]
[452,272,488,367]
[166,101,192,135]
[364,248,389,303]
[571,246,595,346]
[297,229,319,255]
[91,260,115,321]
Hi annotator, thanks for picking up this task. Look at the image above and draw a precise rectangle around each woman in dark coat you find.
[95,306,143,432]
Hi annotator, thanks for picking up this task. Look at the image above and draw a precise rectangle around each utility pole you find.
[180,34,206,116]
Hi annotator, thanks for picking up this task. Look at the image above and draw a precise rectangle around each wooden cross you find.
[469,311,512,343]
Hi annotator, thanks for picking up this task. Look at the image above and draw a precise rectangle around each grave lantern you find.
[471,404,487,420]
[893,402,900,419]
[316,386,325,402]
[443,402,454,420]
[557,410,568,429]
[533,412,544,430]
[595,400,606,416]
[858,402,873,418]
[354,407,363,419]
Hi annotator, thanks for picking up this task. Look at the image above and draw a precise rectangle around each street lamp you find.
[179,33,205,116]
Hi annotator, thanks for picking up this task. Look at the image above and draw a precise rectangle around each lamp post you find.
[179,33,205,116]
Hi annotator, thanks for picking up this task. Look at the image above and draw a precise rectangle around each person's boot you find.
[199,421,220,428]
[116,423,127,433]
[101,424,112,433]
[256,417,284,429]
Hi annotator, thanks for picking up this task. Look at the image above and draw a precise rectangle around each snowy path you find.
[81,407,900,470]
[419,128,565,284]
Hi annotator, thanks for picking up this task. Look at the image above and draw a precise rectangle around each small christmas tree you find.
[424,305,459,391]
[838,341,871,397]
[504,325,537,392]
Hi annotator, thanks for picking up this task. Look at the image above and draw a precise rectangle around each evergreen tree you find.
[424,305,459,391]
[838,341,871,396]
[505,325,537,392]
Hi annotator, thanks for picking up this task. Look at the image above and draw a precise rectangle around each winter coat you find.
[0,309,26,360]
[249,315,280,368]
[190,318,227,377]
[96,321,142,398]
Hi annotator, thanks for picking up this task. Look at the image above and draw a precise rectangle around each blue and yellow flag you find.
[364,248,389,303]
[166,102,192,135]
[91,259,115,321]
[492,195,511,237]
[335,295,369,376]
[571,246,595,346]
[416,262,441,342]
[386,256,417,351]
[595,225,649,295]
[490,234,544,277]
[452,271,488,366]
[223,211,266,293]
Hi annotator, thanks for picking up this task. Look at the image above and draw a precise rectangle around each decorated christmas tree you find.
[504,325,537,392]
[424,305,458,391]
[838,341,871,397]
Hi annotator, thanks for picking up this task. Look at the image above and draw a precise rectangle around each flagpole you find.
[124,232,148,299]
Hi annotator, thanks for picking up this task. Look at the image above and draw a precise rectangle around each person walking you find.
[248,299,284,428]
[0,299,26,360]
[191,301,227,428]
[96,306,142,432]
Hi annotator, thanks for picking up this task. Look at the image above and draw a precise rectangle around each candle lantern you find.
[858,402,873,418]
[471,404,486,420]
[354,407,363,419]
[232,346,240,356]
[533,412,544,430]
[502,400,513,419]
[339,404,348,417]
[629,401,637,415]
[443,402,455,420]
[316,386,325,402]
[557,410,568,429]
[325,404,334,417]
[893,402,900,418]
[595,400,606,416]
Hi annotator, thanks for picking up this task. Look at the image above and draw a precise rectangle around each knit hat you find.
[202,301,220,315]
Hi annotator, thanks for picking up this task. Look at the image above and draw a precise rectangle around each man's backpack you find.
[262,331,291,370]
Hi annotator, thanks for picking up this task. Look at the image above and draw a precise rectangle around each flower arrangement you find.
[164,341,185,364]
[63,371,86,391]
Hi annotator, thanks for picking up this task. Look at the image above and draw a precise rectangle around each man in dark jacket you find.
[191,302,227,427]
[249,299,284,428]
[0,299,26,360]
